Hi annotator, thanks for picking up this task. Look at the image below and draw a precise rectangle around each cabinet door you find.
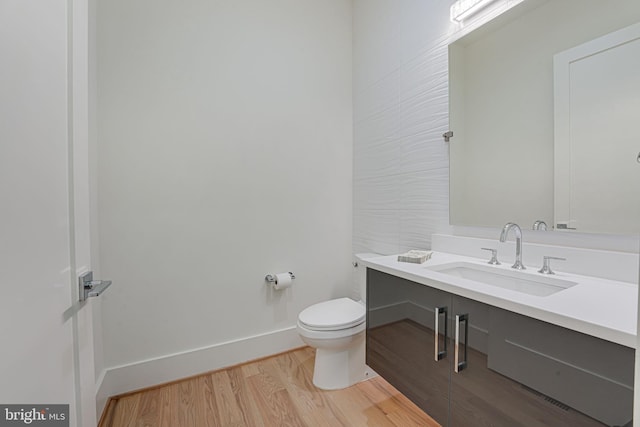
[366,269,452,426]
[486,308,633,427]
[449,295,513,427]
[449,298,626,427]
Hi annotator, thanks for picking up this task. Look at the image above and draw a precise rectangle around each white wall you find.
[352,0,640,256]
[97,0,353,395]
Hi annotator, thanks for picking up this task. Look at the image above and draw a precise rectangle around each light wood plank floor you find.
[100,346,440,427]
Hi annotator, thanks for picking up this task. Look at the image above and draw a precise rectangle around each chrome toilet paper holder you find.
[265,272,295,285]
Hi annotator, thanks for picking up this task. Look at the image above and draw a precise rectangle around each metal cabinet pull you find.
[434,306,448,361]
[454,313,469,373]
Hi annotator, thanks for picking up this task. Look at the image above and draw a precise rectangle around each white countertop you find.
[359,251,638,349]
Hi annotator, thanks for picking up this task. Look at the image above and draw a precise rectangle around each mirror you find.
[449,0,640,234]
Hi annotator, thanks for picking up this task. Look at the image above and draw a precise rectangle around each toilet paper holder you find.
[265,272,295,284]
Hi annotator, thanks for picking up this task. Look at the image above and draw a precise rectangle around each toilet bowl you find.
[297,297,366,390]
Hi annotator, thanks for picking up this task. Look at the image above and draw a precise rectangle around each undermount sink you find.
[426,262,577,297]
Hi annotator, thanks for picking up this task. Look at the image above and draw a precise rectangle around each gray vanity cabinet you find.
[366,268,634,427]
[488,309,634,427]
[366,269,491,426]
[366,268,452,425]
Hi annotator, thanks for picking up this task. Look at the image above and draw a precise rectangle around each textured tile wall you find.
[353,0,455,256]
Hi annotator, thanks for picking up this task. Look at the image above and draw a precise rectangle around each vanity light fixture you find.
[450,0,499,22]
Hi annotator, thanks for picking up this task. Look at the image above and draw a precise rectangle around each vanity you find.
[360,235,637,426]
[357,0,640,424]
[362,0,640,424]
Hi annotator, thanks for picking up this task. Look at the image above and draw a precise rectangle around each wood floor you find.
[100,346,440,427]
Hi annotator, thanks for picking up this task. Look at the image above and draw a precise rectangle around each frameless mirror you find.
[449,0,640,234]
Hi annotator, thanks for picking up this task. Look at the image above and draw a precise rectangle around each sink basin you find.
[426,262,577,297]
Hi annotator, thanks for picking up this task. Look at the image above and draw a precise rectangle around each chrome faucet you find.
[499,222,525,270]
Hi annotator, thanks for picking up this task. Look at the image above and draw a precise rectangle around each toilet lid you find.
[298,298,366,331]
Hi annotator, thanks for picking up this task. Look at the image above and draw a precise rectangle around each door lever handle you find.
[79,271,112,301]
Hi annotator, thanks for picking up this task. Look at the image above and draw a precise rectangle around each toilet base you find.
[312,332,365,390]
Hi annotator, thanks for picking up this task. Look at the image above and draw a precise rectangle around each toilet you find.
[296,258,372,390]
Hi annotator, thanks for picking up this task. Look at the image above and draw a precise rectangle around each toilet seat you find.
[298,297,365,331]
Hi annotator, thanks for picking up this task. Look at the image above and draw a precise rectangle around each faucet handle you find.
[481,248,501,265]
[538,256,565,275]
[533,220,548,231]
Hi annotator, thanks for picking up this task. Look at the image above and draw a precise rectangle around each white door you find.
[554,23,640,233]
[0,1,97,426]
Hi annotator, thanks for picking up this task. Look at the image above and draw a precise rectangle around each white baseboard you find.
[96,326,303,413]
